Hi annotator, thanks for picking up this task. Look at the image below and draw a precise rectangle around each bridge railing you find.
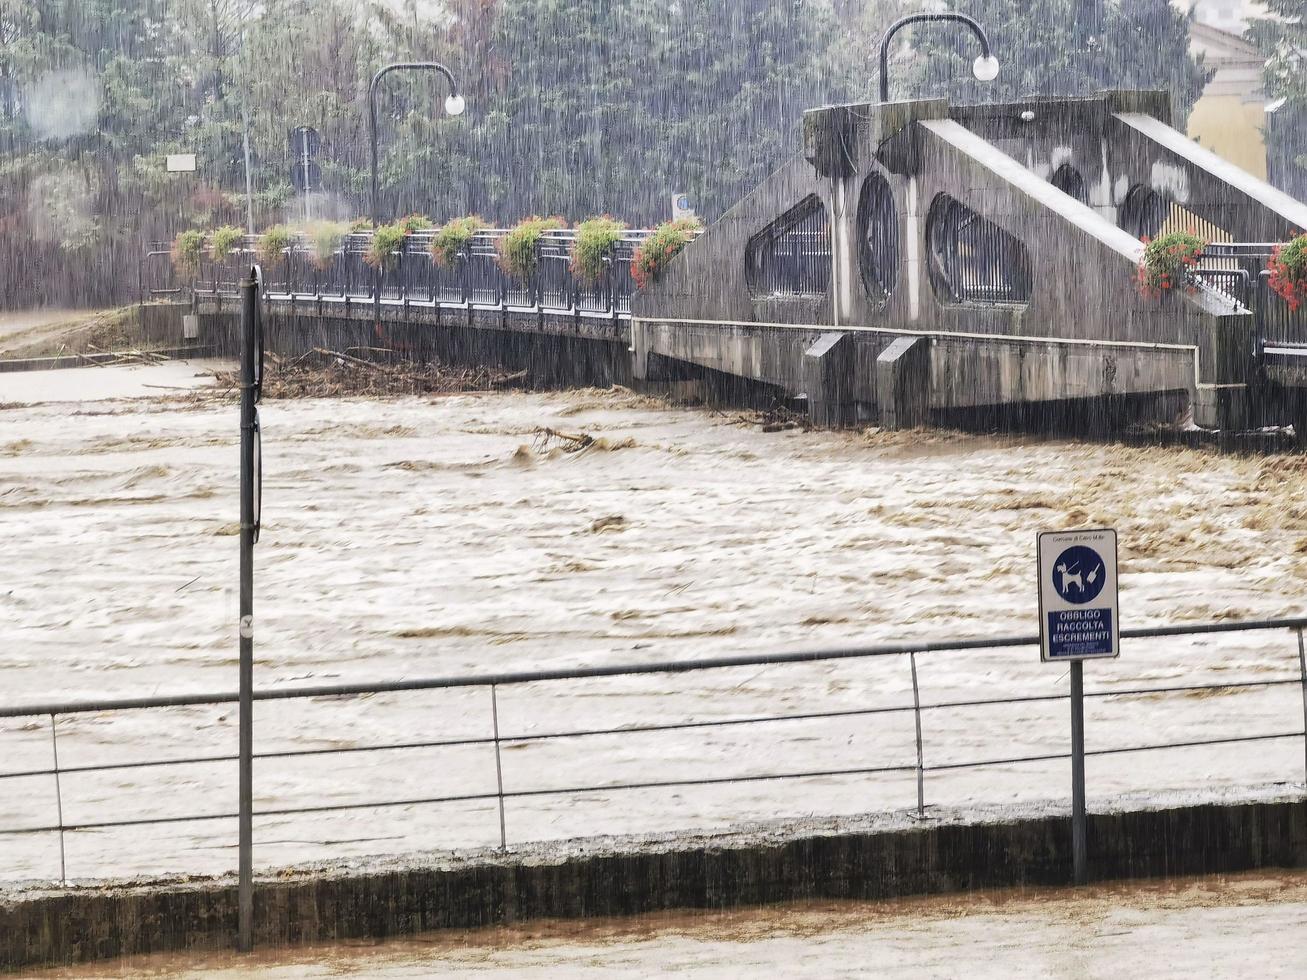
[158,227,657,321]
[1196,243,1307,348]
[2,616,1305,887]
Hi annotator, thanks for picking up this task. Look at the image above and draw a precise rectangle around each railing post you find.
[49,713,66,885]
[237,269,258,953]
[909,652,925,818]
[491,684,507,851]
[1298,629,1307,792]
[1070,660,1087,886]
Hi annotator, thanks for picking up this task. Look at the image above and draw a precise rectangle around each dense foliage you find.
[1,0,1211,308]
[365,221,410,269]
[1135,230,1205,298]
[570,216,626,283]
[903,0,1207,113]
[256,225,293,267]
[1248,0,1305,197]
[429,216,488,268]
[631,218,702,290]
[209,226,243,262]
[1268,234,1307,312]
[309,221,348,268]
[170,229,205,277]
[497,216,566,281]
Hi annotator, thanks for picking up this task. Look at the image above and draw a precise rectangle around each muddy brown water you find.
[1,370,1305,883]
[21,870,1307,977]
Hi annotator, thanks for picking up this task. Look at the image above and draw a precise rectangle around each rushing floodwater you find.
[2,366,1305,884]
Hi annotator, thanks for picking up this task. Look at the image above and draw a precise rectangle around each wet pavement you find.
[24,869,1307,978]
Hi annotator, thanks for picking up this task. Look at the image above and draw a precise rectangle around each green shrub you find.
[631,218,701,290]
[348,217,373,233]
[257,225,293,267]
[1134,230,1205,297]
[497,215,566,282]
[429,215,487,267]
[309,221,347,268]
[365,221,408,269]
[170,229,205,277]
[209,225,243,262]
[397,213,433,234]
[570,216,626,283]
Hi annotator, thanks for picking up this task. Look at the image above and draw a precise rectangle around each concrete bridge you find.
[152,89,1307,434]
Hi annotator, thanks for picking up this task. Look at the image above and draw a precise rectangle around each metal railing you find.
[745,196,833,298]
[145,228,658,321]
[3,617,1305,887]
[929,195,1033,305]
[1197,242,1307,348]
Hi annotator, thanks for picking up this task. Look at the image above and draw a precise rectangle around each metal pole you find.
[237,270,257,952]
[301,131,312,225]
[877,12,994,103]
[491,685,507,851]
[49,714,66,885]
[1070,659,1087,885]
[238,27,255,236]
[368,61,461,331]
[910,652,925,818]
[1297,629,1307,791]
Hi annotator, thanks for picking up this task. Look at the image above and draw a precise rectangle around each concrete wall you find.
[187,302,633,390]
[3,798,1303,972]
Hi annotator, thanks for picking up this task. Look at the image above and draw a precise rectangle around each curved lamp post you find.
[878,12,999,104]
[368,61,464,224]
[367,61,464,328]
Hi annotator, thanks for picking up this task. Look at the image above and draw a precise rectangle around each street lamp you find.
[367,61,464,330]
[368,61,464,225]
[878,12,999,104]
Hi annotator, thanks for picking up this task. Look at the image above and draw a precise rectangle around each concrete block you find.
[876,335,929,429]
[802,332,853,428]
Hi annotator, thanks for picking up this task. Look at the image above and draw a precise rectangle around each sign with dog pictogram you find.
[1037,528,1119,661]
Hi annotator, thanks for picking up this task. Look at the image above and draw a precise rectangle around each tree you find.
[899,0,1208,121]
[411,0,848,226]
[1247,0,1305,198]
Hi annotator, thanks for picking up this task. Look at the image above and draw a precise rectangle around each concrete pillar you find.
[876,335,930,430]
[803,332,853,428]
[1193,312,1255,430]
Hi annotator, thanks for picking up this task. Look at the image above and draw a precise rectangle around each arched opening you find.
[1050,164,1087,204]
[926,194,1032,305]
[744,196,831,298]
[857,172,899,305]
[1119,185,1168,240]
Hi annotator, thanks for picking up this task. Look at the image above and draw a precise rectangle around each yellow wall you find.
[1187,95,1267,178]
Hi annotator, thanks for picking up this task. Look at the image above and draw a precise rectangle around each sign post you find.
[1037,528,1119,886]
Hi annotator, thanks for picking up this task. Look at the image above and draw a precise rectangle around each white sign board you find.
[1037,528,1119,662]
[166,153,197,173]
[671,192,694,221]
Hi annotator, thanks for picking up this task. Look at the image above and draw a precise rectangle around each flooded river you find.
[2,367,1305,883]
